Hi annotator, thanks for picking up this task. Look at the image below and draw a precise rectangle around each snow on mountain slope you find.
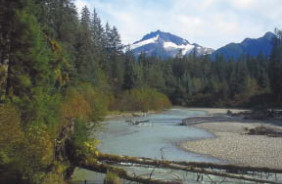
[163,41,195,54]
[131,35,160,50]
[130,30,214,58]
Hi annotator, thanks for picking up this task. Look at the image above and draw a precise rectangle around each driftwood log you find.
[79,153,282,184]
[80,160,182,184]
[176,161,282,174]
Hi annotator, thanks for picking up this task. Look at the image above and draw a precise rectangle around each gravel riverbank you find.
[180,108,282,169]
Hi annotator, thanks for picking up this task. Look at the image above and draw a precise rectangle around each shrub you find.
[115,88,171,112]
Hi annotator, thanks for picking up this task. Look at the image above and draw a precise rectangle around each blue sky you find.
[75,0,282,49]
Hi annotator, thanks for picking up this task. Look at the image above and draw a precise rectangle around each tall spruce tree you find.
[76,6,94,82]
[91,8,106,65]
[269,29,282,101]
[123,49,136,90]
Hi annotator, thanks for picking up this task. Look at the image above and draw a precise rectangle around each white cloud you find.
[229,0,255,9]
[74,0,282,49]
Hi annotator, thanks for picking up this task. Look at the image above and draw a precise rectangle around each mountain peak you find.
[263,32,276,40]
[155,29,162,34]
[131,31,213,58]
[242,32,275,44]
[140,30,189,45]
[140,30,161,42]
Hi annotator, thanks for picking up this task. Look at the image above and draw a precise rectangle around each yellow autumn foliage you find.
[61,89,92,122]
[0,105,23,147]
[115,88,171,112]
[22,125,54,166]
[60,84,108,124]
[0,105,24,165]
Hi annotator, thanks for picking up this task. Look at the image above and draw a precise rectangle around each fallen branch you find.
[95,153,282,184]
[174,161,282,174]
[80,160,182,184]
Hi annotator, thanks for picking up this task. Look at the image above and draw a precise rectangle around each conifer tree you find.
[123,49,136,90]
[269,29,282,101]
[75,6,94,82]
[91,8,106,65]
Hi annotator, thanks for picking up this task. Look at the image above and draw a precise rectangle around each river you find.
[72,108,280,184]
[72,108,224,183]
[98,108,222,162]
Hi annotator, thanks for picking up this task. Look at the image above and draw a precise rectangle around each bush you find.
[115,88,171,112]
[61,84,108,123]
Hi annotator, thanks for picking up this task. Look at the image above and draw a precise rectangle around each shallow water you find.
[72,108,282,183]
[98,108,222,162]
[71,108,224,183]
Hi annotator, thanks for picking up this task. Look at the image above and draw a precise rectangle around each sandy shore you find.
[180,108,282,169]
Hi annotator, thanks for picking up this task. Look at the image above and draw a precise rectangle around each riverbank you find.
[180,108,282,169]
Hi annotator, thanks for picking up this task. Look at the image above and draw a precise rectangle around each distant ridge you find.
[211,32,276,60]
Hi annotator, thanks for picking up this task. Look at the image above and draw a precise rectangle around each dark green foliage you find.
[123,49,137,90]
[269,29,282,102]
[75,6,96,83]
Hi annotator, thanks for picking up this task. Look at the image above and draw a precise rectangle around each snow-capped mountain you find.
[130,30,214,58]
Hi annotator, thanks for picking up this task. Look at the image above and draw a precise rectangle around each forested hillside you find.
[0,0,282,183]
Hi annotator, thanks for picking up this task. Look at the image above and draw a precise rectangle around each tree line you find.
[0,0,282,183]
[122,39,282,108]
